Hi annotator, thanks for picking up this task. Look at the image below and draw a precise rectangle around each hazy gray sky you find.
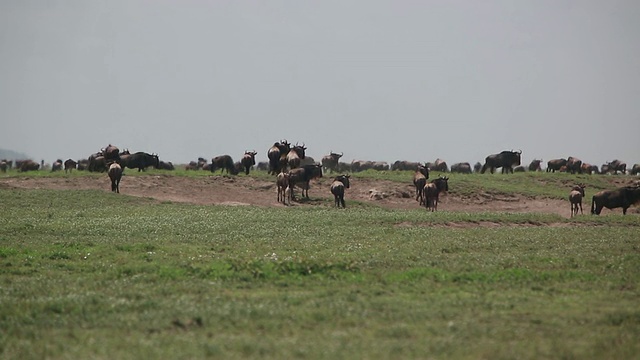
[1,0,639,167]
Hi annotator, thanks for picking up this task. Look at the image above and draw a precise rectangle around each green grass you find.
[1,186,639,359]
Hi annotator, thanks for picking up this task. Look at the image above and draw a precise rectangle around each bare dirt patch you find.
[0,174,577,217]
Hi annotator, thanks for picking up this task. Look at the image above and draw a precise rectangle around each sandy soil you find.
[0,173,591,217]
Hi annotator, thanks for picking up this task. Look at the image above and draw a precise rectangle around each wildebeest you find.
[513,166,526,172]
[76,159,89,171]
[605,160,627,174]
[473,162,482,173]
[591,185,640,215]
[0,159,12,170]
[391,160,421,171]
[424,176,449,211]
[63,159,77,173]
[433,159,448,172]
[322,152,343,173]
[631,164,640,176]
[481,150,522,174]
[288,164,323,199]
[51,159,63,172]
[256,162,269,171]
[240,151,258,175]
[108,162,123,193]
[569,184,586,217]
[88,152,107,172]
[121,152,160,172]
[210,155,239,175]
[450,162,472,174]
[19,160,40,172]
[267,140,291,175]
[285,143,306,170]
[158,161,174,170]
[546,158,567,173]
[330,175,351,208]
[566,157,583,174]
[528,159,542,172]
[412,164,430,205]
[276,171,292,205]
[102,144,120,162]
[581,163,599,175]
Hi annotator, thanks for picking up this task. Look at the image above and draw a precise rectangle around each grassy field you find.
[1,172,639,359]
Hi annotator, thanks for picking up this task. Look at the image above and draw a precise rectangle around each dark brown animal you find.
[546,158,567,172]
[591,185,640,215]
[51,159,63,172]
[19,160,40,172]
[267,140,291,175]
[566,157,583,174]
[121,152,160,172]
[606,160,627,174]
[581,163,599,175]
[424,176,449,211]
[0,161,7,173]
[240,151,258,175]
[211,155,238,175]
[64,159,77,173]
[513,166,526,172]
[433,158,448,172]
[528,159,542,172]
[631,164,640,175]
[450,162,472,174]
[108,163,123,193]
[412,164,430,205]
[322,152,343,173]
[288,164,323,199]
[481,150,522,174]
[330,175,351,208]
[569,184,586,217]
[158,161,174,170]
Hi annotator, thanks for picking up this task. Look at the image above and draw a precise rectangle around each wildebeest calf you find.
[276,171,291,205]
[108,163,123,193]
[330,175,351,208]
[569,184,586,217]
[424,176,449,211]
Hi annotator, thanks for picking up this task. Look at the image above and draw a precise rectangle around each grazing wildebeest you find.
[569,184,586,217]
[330,175,351,208]
[581,163,599,175]
[528,159,542,172]
[108,162,123,193]
[513,166,526,172]
[51,159,63,172]
[566,157,583,174]
[473,162,482,173]
[392,160,417,171]
[433,159,448,172]
[547,158,567,173]
[88,152,107,172]
[424,176,449,211]
[158,161,174,170]
[267,140,291,175]
[240,151,258,175]
[76,159,89,171]
[412,164,430,205]
[631,164,640,175]
[606,160,627,174]
[285,143,306,170]
[185,161,200,170]
[481,150,522,174]
[64,159,77,173]
[450,162,472,174]
[591,185,640,215]
[322,151,343,174]
[121,152,160,172]
[288,164,323,199]
[276,171,291,205]
[210,155,239,175]
[19,160,40,172]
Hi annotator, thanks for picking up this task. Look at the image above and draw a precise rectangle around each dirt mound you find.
[0,174,580,217]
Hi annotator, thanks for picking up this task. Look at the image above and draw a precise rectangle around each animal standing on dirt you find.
[276,171,292,205]
[569,184,586,217]
[285,143,307,170]
[480,150,522,174]
[591,185,640,215]
[210,155,239,175]
[267,140,291,175]
[108,163,123,193]
[424,176,449,211]
[330,175,351,208]
[412,164,430,205]
[322,151,343,174]
[240,151,258,175]
[287,164,323,199]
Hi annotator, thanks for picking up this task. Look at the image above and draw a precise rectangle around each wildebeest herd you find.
[2,143,639,214]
